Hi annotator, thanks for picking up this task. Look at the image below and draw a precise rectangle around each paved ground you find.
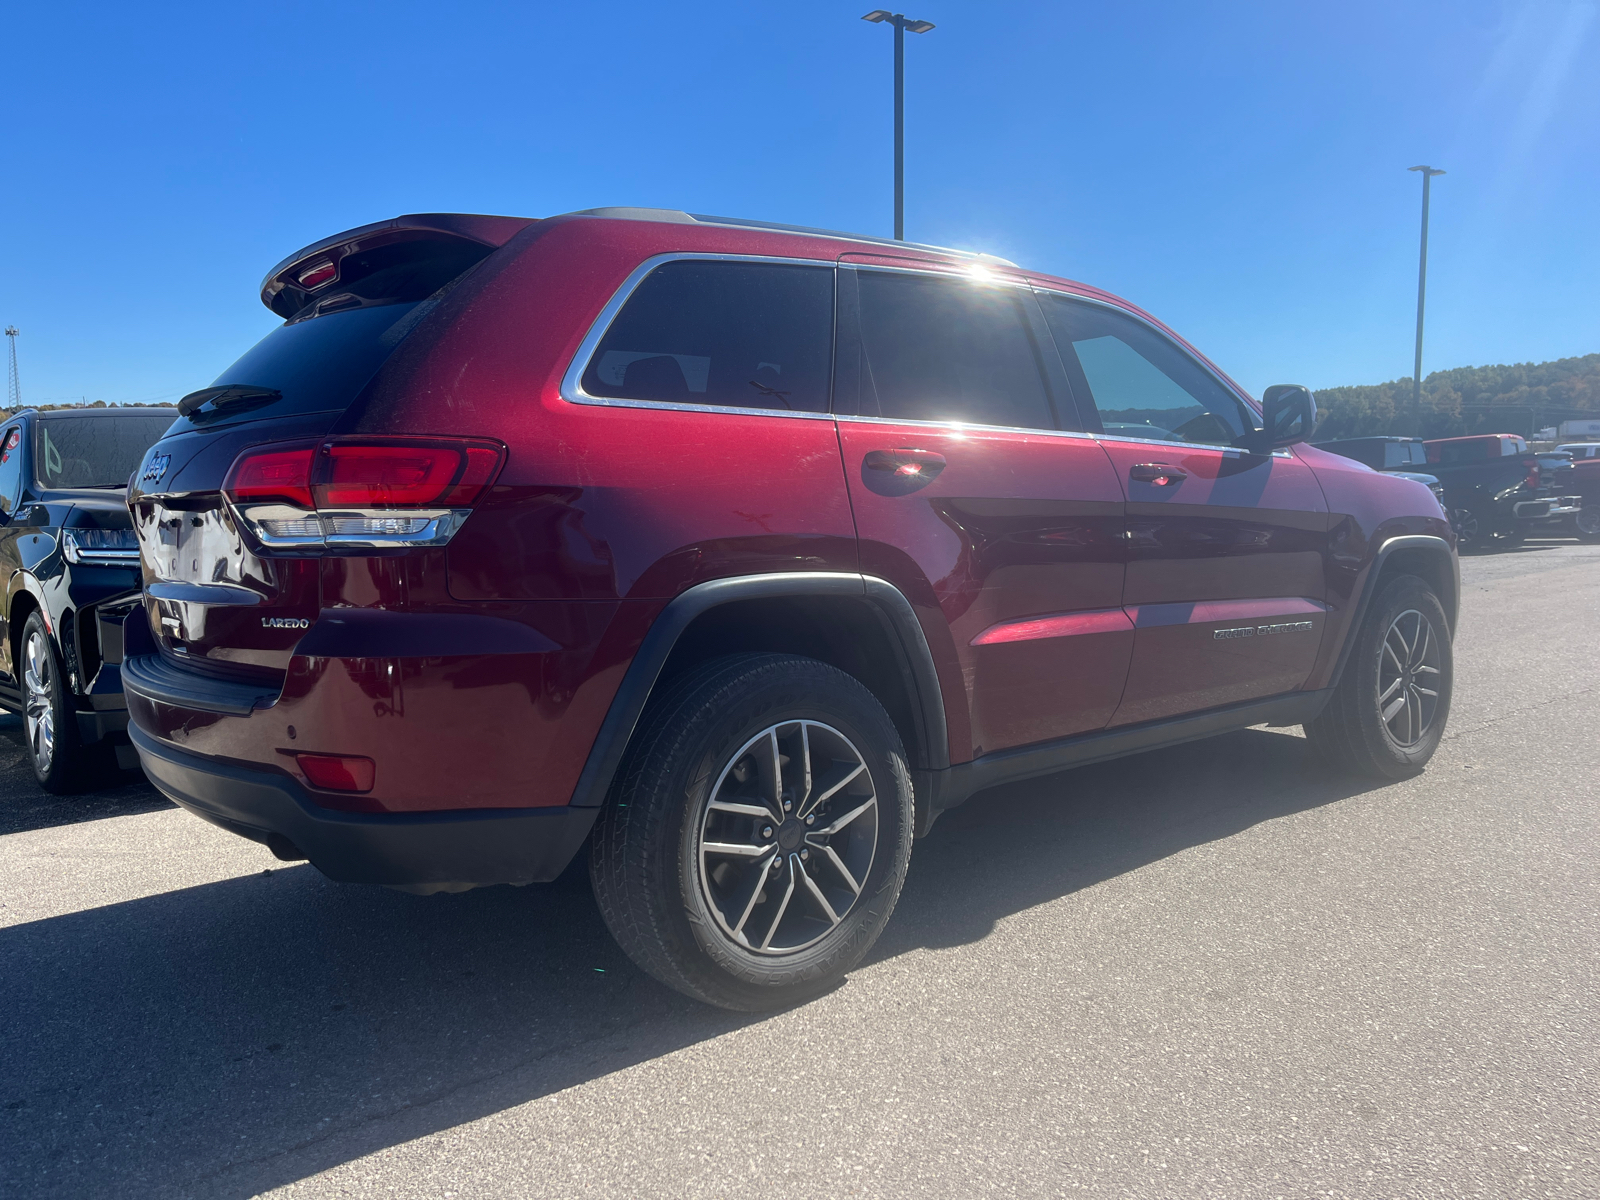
[2,542,1597,1199]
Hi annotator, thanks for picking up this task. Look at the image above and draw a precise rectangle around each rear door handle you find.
[1129,463,1187,486]
[863,448,947,482]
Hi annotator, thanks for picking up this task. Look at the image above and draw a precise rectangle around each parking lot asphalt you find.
[2,542,1597,1200]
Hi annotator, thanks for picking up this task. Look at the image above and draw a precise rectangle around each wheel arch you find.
[1328,534,1458,689]
[569,573,948,811]
[5,575,49,679]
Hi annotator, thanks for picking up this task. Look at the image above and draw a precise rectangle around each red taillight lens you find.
[225,447,315,508]
[1524,458,1540,488]
[318,445,470,508]
[297,753,375,793]
[223,437,504,550]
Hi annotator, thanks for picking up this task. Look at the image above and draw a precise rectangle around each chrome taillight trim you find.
[231,503,472,551]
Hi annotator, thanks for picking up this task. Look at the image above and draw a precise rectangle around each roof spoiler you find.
[259,213,538,319]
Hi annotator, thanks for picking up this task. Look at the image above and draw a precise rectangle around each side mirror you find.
[1249,384,1317,452]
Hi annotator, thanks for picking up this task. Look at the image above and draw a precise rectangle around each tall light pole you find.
[862,11,935,240]
[4,327,19,410]
[1407,165,1445,415]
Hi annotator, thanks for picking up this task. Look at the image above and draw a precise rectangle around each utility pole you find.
[862,11,936,240]
[1407,166,1445,416]
[4,327,19,410]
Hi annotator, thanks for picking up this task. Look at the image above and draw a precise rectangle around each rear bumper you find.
[1514,496,1582,519]
[130,723,597,892]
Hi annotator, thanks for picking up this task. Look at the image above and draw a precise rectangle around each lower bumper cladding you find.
[130,724,597,893]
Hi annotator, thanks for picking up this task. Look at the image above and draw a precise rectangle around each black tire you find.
[19,611,97,794]
[590,653,914,1011]
[1574,507,1600,543]
[1304,574,1453,780]
[1451,507,1482,550]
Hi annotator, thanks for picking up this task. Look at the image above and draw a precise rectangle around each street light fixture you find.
[862,10,936,240]
[1407,165,1445,416]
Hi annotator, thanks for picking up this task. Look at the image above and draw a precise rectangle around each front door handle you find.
[1129,463,1187,486]
[863,448,947,482]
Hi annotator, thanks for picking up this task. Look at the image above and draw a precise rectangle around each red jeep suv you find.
[125,209,1458,1009]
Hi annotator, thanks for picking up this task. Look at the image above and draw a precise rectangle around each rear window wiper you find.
[177,384,282,419]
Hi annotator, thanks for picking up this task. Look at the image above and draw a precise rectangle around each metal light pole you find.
[862,11,935,240]
[4,327,19,410]
[1407,166,1445,415]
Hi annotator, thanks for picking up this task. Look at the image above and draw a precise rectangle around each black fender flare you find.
[567,572,949,808]
[1328,533,1458,689]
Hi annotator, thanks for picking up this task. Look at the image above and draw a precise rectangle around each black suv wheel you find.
[20,611,93,793]
[1304,574,1453,779]
[590,653,914,1011]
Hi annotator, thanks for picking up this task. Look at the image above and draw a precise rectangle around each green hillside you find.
[1312,353,1600,440]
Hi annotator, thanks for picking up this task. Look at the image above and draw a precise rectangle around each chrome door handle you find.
[1129,463,1187,486]
[863,448,947,481]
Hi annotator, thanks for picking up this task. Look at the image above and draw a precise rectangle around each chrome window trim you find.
[1028,283,1265,422]
[837,260,1035,291]
[1094,432,1294,459]
[560,252,839,420]
[835,413,1097,443]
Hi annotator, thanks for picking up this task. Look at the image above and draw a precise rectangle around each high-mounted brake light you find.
[296,261,338,289]
[223,437,504,551]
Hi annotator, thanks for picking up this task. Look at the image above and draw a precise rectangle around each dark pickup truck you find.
[1422,434,1581,547]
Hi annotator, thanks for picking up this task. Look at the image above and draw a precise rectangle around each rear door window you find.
[1039,294,1256,447]
[840,269,1057,430]
[580,260,835,413]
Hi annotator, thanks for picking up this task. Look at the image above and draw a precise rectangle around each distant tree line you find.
[0,400,176,419]
[1311,353,1600,440]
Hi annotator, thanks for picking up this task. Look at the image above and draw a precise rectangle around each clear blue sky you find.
[3,1,1595,407]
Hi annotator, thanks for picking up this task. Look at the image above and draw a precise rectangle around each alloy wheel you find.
[1378,609,1441,748]
[1452,509,1479,545]
[23,629,56,773]
[1576,508,1600,536]
[696,720,878,956]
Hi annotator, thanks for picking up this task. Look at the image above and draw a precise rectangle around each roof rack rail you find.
[563,207,1019,267]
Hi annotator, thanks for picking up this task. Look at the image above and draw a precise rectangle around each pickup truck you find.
[1422,434,1581,548]
[1311,436,1449,514]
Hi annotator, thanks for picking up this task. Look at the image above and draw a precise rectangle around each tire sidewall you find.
[620,656,913,1009]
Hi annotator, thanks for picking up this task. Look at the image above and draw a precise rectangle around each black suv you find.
[0,406,177,790]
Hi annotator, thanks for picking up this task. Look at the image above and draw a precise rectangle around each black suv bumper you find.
[130,725,597,892]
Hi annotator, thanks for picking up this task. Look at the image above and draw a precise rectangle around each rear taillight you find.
[1523,457,1540,488]
[223,437,504,551]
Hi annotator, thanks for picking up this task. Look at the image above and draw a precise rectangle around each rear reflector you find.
[297,753,376,793]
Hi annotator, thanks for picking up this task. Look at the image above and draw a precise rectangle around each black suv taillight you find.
[1523,457,1540,489]
[223,437,505,551]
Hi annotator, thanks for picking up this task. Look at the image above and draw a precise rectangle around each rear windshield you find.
[173,301,434,431]
[34,415,178,489]
[1383,442,1427,468]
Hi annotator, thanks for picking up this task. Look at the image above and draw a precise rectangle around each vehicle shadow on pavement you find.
[0,714,171,836]
[0,727,1382,1199]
